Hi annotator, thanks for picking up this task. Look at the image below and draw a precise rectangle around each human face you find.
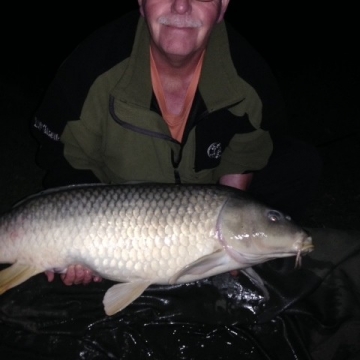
[138,0,230,61]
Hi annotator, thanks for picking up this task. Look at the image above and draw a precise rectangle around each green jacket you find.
[33,12,284,187]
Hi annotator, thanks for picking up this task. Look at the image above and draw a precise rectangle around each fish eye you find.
[267,210,282,222]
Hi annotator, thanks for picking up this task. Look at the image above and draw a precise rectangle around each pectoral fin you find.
[0,263,43,295]
[103,280,152,316]
[241,267,269,300]
[169,249,230,284]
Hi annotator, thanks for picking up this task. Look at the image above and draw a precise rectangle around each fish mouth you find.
[294,236,314,268]
[301,236,314,253]
[294,235,313,252]
[302,244,314,253]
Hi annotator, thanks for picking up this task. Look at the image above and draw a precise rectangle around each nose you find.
[171,0,192,14]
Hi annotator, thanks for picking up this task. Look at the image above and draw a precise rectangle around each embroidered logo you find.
[33,117,60,141]
[207,142,222,159]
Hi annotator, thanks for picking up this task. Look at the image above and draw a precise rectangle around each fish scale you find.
[0,183,314,315]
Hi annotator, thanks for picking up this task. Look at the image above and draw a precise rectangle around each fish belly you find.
[0,184,228,283]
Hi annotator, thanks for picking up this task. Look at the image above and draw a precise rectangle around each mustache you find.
[158,15,202,28]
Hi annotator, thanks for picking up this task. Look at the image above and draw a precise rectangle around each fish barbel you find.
[0,183,313,315]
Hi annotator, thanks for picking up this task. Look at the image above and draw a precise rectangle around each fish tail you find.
[0,263,43,295]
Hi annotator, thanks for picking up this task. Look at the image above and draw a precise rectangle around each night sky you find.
[3,3,356,89]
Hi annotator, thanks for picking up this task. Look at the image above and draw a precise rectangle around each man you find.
[31,0,321,285]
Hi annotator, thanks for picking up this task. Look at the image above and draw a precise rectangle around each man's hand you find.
[219,173,253,191]
[45,265,103,285]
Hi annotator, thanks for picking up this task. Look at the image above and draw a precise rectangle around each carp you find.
[0,183,313,315]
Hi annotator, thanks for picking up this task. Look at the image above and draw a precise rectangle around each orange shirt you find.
[150,49,205,142]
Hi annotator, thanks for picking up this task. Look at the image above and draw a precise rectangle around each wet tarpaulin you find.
[1,228,360,360]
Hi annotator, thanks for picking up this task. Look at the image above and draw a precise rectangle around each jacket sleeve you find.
[214,129,273,180]
[30,12,140,189]
[31,68,101,189]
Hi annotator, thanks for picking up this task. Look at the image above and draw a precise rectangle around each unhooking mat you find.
[0,228,359,360]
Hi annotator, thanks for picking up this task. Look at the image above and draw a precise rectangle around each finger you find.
[61,265,76,286]
[230,270,239,277]
[73,264,87,285]
[82,269,94,285]
[45,271,55,282]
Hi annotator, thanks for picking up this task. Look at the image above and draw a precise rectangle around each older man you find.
[32,0,321,284]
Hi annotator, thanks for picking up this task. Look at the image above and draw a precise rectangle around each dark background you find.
[1,2,359,229]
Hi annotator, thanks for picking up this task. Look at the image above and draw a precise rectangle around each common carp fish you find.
[0,183,313,315]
